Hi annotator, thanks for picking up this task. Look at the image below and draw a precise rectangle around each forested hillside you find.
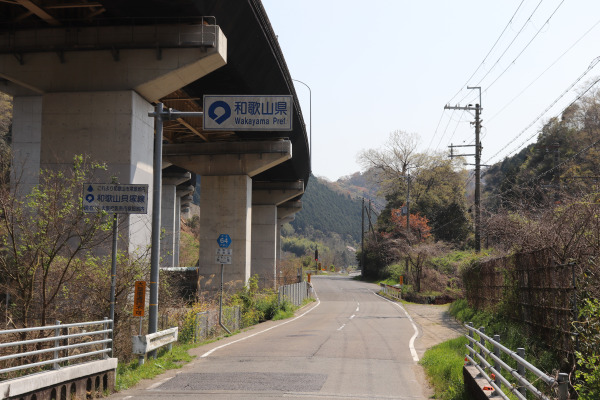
[291,174,363,244]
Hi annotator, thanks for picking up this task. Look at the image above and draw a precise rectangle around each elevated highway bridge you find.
[0,0,310,292]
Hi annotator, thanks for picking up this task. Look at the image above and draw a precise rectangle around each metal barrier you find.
[132,327,178,365]
[465,323,568,400]
[278,281,310,306]
[379,283,402,300]
[0,318,112,375]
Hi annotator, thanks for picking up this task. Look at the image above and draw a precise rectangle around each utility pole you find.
[445,87,482,252]
[405,172,410,275]
[361,198,365,276]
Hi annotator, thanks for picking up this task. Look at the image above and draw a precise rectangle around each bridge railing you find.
[0,318,112,376]
[464,323,568,400]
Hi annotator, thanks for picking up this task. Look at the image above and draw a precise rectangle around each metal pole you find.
[109,213,117,357]
[292,79,311,173]
[148,103,163,358]
[474,104,481,252]
[219,263,231,334]
[361,198,364,276]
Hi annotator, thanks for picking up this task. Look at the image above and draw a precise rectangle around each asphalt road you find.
[111,276,436,399]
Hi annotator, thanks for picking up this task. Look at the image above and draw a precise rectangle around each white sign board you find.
[203,95,293,131]
[216,255,232,264]
[83,183,148,214]
[216,248,232,256]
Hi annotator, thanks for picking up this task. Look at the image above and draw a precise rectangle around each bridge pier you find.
[252,181,304,289]
[163,141,292,293]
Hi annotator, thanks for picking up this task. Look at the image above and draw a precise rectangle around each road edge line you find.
[374,291,420,362]
[200,294,321,358]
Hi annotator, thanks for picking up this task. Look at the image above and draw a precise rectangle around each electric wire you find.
[487,17,600,125]
[458,0,546,106]
[482,0,566,94]
[485,68,600,164]
[445,0,527,107]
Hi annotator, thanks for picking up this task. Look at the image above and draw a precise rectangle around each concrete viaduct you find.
[0,0,310,293]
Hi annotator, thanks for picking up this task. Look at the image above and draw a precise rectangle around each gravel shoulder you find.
[404,302,465,359]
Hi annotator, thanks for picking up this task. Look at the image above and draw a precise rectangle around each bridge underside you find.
[1,1,309,292]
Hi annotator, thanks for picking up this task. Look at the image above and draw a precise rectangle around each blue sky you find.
[262,0,600,181]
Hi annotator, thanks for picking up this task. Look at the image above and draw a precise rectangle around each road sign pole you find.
[109,213,118,357]
[148,103,164,358]
[219,263,231,334]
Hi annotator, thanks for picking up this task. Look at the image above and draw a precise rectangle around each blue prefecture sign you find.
[217,234,232,248]
[203,95,293,131]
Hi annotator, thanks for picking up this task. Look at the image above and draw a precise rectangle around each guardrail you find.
[132,327,178,365]
[278,281,310,306]
[379,283,402,300]
[0,318,112,375]
[464,323,568,400]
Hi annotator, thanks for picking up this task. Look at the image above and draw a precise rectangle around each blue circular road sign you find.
[217,234,232,248]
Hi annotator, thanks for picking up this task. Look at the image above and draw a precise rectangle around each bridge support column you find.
[163,141,292,293]
[198,175,252,293]
[11,90,155,253]
[252,181,303,289]
[277,201,302,265]
[160,169,191,268]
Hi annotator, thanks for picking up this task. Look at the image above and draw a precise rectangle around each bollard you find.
[557,373,569,400]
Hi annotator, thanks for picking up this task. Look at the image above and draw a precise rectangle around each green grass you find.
[116,343,197,391]
[420,336,470,400]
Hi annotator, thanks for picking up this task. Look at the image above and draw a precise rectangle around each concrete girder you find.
[0,24,227,101]
[277,200,302,220]
[163,140,292,178]
[252,180,304,206]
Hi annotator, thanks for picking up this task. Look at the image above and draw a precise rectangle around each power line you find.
[459,0,546,105]
[483,0,566,93]
[484,58,600,164]
[487,17,600,125]
[445,0,527,106]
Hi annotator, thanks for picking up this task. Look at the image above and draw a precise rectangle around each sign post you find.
[217,234,232,334]
[83,182,148,354]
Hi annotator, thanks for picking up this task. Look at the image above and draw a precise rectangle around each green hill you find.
[292,174,364,244]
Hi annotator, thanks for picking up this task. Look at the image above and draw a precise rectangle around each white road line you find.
[356,304,360,312]
[337,324,346,331]
[375,291,420,362]
[349,314,355,319]
[147,377,173,390]
[201,296,321,358]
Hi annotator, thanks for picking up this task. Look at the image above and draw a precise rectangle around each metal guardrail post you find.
[53,320,61,370]
[517,348,526,397]
[493,334,501,390]
[103,317,110,359]
[467,322,474,365]
[557,373,568,400]
[479,327,486,369]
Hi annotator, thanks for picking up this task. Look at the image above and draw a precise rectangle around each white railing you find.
[379,283,402,300]
[132,327,178,365]
[465,323,568,400]
[278,281,310,306]
[0,319,112,375]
